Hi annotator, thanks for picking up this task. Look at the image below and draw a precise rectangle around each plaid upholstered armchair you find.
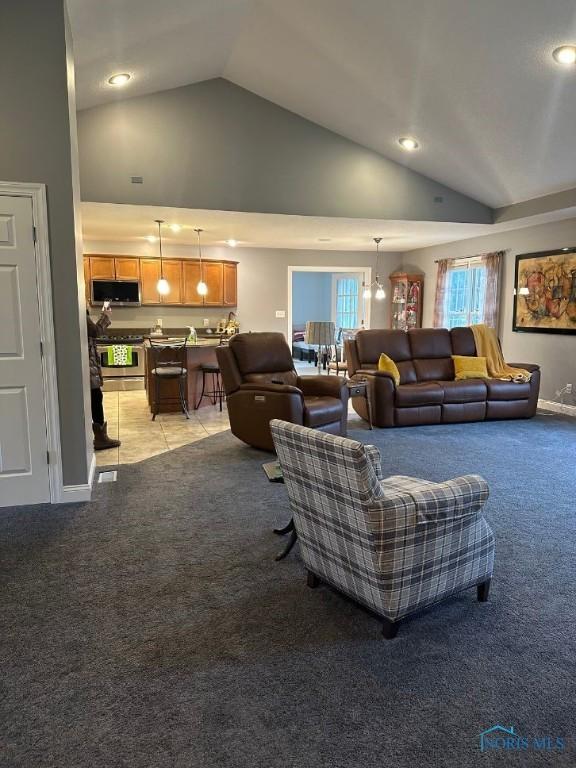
[270,420,495,639]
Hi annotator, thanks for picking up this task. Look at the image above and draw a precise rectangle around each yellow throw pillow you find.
[452,355,489,380]
[378,353,400,386]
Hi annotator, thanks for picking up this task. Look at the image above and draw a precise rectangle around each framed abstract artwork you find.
[513,248,576,334]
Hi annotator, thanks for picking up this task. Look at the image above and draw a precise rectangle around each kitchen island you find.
[144,339,223,414]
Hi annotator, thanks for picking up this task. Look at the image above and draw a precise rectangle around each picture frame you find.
[513,248,576,334]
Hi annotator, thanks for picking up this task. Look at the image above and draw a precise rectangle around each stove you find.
[99,335,145,344]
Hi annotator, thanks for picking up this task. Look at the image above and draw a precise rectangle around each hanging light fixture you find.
[194,228,208,296]
[155,219,171,295]
[362,237,386,300]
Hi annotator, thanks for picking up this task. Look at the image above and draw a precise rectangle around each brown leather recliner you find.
[216,332,349,451]
[345,327,541,428]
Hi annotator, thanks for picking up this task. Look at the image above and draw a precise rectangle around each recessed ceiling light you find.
[226,239,238,247]
[398,137,420,151]
[552,45,576,65]
[108,73,131,86]
[169,224,181,233]
[145,235,156,243]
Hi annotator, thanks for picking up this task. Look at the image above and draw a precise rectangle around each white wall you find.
[83,240,403,335]
[403,217,576,400]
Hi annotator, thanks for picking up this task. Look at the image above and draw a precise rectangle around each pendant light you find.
[194,228,208,296]
[154,219,170,296]
[362,237,386,300]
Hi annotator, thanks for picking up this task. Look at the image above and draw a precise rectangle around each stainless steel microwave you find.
[91,279,141,307]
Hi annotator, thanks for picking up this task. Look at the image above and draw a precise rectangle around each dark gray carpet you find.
[1,414,575,767]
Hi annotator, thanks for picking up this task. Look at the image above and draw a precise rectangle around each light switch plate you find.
[275,310,286,318]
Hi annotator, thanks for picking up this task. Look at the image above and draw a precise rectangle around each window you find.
[333,276,360,329]
[444,262,487,328]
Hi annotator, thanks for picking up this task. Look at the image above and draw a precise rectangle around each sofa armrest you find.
[409,474,489,523]
[239,382,302,396]
[506,362,540,372]
[297,375,347,399]
[365,444,383,480]
[356,369,397,385]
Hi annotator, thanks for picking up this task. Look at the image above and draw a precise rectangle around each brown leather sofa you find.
[345,327,541,428]
[216,332,349,451]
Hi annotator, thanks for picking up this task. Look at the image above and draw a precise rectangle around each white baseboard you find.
[538,398,576,417]
[57,453,96,503]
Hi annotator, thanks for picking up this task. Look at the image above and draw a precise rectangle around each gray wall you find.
[0,0,90,486]
[83,240,403,335]
[403,217,576,401]
[292,272,333,327]
[78,78,492,224]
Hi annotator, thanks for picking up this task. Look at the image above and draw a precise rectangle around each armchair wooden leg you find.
[307,570,320,589]
[477,578,491,602]
[382,619,400,639]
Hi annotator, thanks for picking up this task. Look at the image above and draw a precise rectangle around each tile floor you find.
[97,367,354,467]
[96,390,230,466]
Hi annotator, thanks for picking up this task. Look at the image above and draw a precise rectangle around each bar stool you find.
[149,338,189,420]
[195,362,224,411]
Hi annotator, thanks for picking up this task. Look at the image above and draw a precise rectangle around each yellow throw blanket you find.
[470,325,531,382]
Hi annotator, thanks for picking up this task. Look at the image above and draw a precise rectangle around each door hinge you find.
[46,450,50,464]
[32,225,37,243]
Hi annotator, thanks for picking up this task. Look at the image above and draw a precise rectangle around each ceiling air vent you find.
[434,196,444,203]
[131,176,144,184]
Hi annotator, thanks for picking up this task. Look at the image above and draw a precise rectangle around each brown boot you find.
[93,422,121,450]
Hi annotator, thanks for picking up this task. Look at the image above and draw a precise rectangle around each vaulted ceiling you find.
[68,0,576,209]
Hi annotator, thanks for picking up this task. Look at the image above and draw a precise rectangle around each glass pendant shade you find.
[375,285,386,300]
[194,227,208,297]
[157,277,170,295]
[154,219,170,295]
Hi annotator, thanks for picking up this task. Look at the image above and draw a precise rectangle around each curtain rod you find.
[433,250,505,264]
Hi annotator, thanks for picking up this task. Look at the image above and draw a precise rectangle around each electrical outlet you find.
[566,383,573,394]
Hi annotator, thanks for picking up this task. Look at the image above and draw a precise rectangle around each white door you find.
[0,194,50,506]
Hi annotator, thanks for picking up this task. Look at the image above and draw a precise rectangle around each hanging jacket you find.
[87,312,111,389]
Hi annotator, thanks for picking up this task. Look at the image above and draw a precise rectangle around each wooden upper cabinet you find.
[83,259,91,304]
[223,263,237,306]
[89,256,115,280]
[114,257,140,280]
[202,262,224,306]
[160,260,182,305]
[182,261,204,306]
[140,259,161,304]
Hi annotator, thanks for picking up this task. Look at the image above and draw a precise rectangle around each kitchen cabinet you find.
[182,261,204,306]
[160,260,183,305]
[223,262,237,306]
[202,262,224,306]
[83,259,91,304]
[89,256,115,280]
[83,255,238,307]
[140,259,161,304]
[114,257,140,280]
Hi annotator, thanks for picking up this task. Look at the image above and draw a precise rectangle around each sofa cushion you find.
[485,379,532,401]
[413,357,455,382]
[230,331,295,374]
[356,329,412,364]
[450,327,477,356]
[378,353,400,385]
[303,396,343,427]
[396,360,417,385]
[395,383,444,407]
[408,328,452,358]
[439,379,487,403]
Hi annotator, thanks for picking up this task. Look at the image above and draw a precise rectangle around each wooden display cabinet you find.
[389,272,424,330]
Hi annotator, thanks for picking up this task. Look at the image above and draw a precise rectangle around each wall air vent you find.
[131,176,144,184]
